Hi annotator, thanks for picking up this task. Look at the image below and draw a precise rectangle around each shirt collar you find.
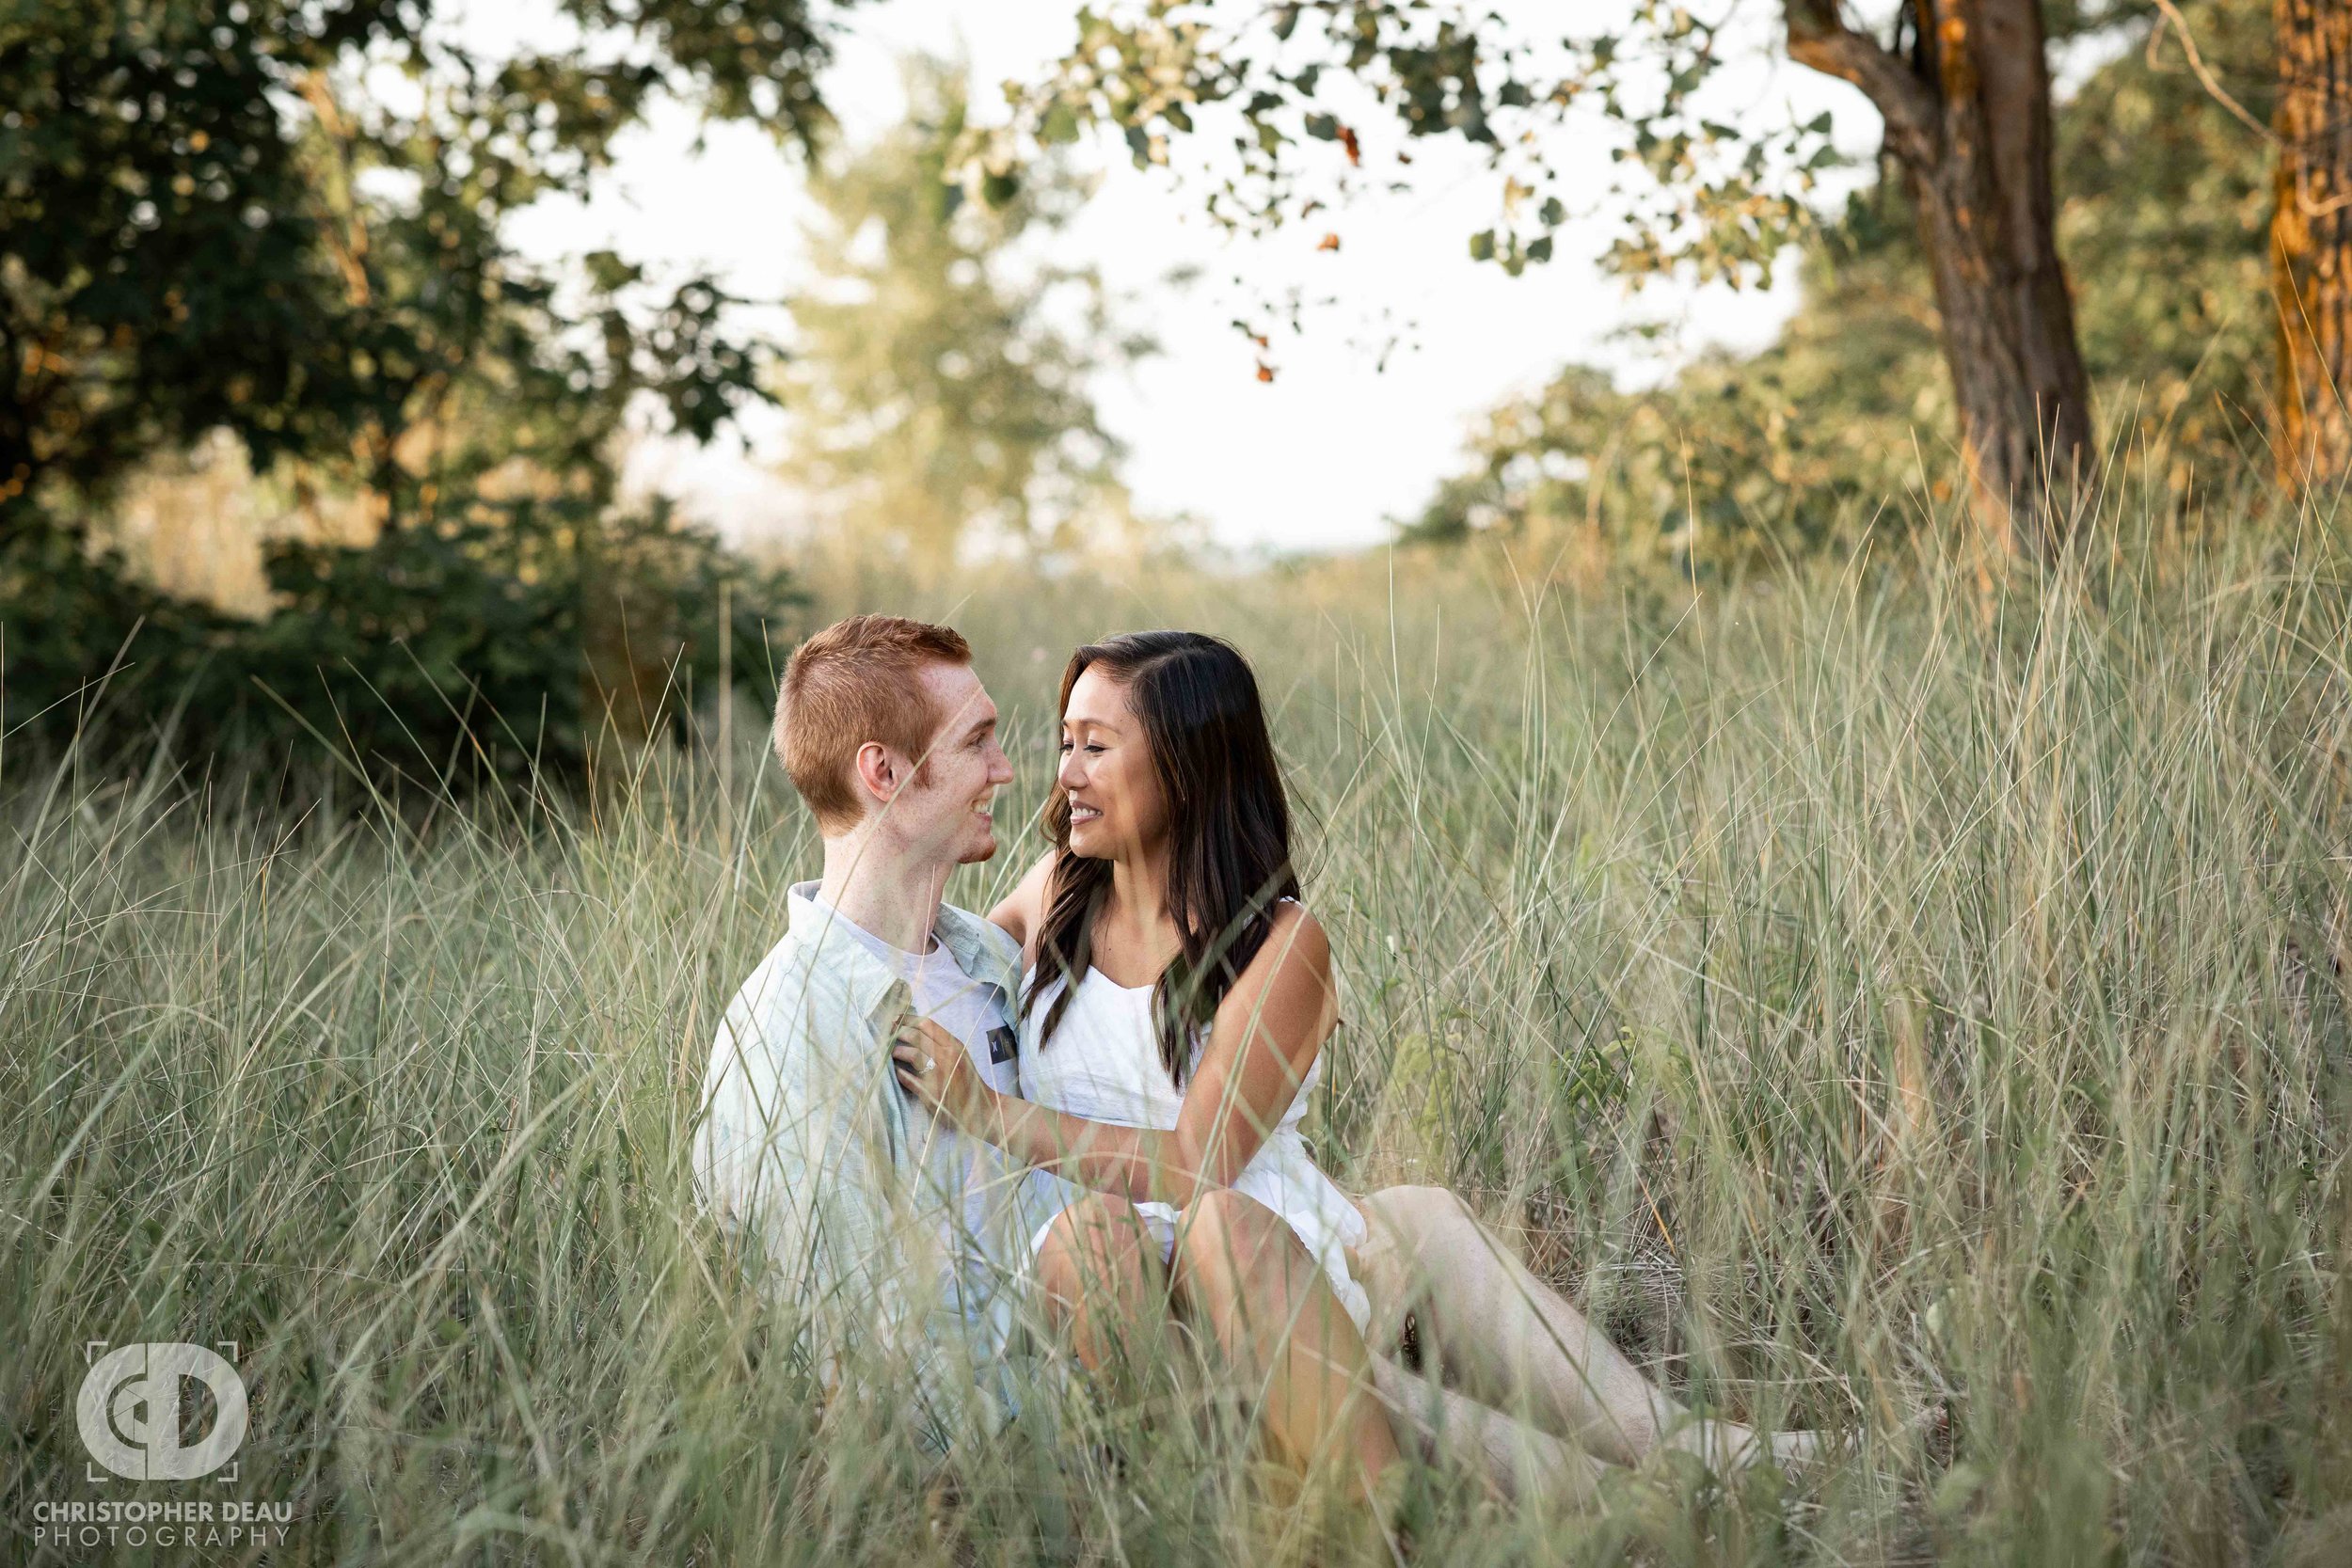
[932,899,1022,1000]
[784,879,1021,1012]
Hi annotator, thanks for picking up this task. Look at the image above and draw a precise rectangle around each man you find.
[691,614,1042,1449]
[690,613,1395,1476]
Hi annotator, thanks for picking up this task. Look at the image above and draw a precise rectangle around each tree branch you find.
[2148,0,2277,146]
[1785,0,1938,168]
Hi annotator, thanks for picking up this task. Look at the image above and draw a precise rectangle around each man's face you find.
[887,662,1014,865]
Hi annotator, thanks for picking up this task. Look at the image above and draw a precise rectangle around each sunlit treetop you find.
[954,1,1848,291]
[954,0,2174,289]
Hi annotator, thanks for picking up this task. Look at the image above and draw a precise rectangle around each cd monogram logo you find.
[74,1342,248,1482]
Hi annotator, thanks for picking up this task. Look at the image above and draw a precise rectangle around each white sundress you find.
[1014,931,1372,1334]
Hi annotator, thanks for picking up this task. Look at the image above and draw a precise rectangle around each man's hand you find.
[891,1016,991,1132]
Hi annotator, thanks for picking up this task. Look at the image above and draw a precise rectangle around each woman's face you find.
[1057,666,1169,862]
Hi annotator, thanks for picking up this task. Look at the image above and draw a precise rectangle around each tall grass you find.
[6,510,2349,1564]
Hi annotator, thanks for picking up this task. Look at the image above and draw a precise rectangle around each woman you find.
[892,631,1824,1497]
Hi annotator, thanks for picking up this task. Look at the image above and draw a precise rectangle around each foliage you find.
[780,57,1161,562]
[959,0,1844,292]
[1406,0,2275,572]
[0,0,834,790]
[4,497,800,800]
[960,2,2193,284]
[0,0,837,511]
[2058,0,2275,485]
[6,507,2348,1561]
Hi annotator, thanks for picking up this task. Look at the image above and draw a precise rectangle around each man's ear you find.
[851,740,899,809]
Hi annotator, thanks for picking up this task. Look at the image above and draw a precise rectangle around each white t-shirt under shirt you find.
[818,897,1029,1346]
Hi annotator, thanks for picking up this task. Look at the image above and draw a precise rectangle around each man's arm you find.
[699,959,911,1300]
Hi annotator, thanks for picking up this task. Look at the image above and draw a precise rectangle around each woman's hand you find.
[891,1015,992,1132]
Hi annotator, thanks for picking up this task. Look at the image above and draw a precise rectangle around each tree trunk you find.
[1789,0,2094,559]
[2274,0,2352,491]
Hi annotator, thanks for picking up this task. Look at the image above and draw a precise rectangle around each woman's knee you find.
[1173,1188,1316,1307]
[1035,1196,1152,1321]
[1359,1183,1476,1241]
[1349,1184,1490,1335]
[1355,1184,1492,1275]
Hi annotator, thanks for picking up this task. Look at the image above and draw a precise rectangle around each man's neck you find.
[815,826,954,954]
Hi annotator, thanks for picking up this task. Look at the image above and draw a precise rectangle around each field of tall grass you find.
[6,509,2350,1564]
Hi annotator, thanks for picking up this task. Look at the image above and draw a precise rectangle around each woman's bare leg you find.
[1369,1355,1607,1509]
[1041,1190,1406,1515]
[1167,1188,1404,1507]
[1349,1186,1827,1471]
[1032,1193,1163,1374]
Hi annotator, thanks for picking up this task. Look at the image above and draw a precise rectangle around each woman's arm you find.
[896,905,1339,1208]
[985,850,1058,966]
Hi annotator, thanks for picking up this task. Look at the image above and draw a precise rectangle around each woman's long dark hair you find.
[1022,631,1299,1086]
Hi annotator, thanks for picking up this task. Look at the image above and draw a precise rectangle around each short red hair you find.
[773,614,974,831]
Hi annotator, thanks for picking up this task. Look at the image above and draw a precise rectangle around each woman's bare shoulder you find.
[1205,898,1336,1066]
[1257,897,1331,976]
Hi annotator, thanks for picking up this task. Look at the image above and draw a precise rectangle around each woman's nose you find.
[1057,752,1086,790]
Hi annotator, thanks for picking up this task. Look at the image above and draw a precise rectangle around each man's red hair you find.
[773,614,973,831]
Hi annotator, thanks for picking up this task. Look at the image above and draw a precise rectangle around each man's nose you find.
[986,743,1014,784]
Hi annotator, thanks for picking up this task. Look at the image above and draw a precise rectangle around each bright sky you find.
[492,1,1885,554]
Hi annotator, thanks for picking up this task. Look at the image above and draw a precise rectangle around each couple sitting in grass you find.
[691,614,1824,1521]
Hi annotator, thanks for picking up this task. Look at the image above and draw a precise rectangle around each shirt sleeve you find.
[692,955,942,1385]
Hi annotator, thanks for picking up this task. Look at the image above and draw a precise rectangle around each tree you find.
[961,0,2116,558]
[1405,0,2273,576]
[1785,0,2089,556]
[2273,0,2352,490]
[0,0,834,792]
[780,57,1159,562]
[0,0,838,524]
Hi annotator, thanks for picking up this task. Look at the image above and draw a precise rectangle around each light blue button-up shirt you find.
[691,880,1069,1449]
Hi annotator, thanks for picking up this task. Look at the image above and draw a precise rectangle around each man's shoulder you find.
[727,924,818,1005]
[934,900,1020,978]
[720,921,898,1052]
